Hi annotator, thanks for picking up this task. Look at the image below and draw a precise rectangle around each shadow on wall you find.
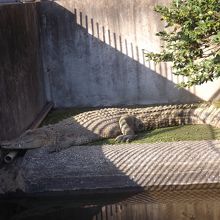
[3,139,220,219]
[38,1,202,107]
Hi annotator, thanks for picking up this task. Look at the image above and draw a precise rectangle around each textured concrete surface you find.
[0,3,46,140]
[1,140,220,198]
[38,0,220,107]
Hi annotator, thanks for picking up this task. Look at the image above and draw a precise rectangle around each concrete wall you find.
[1,0,219,140]
[0,3,46,141]
[38,0,220,107]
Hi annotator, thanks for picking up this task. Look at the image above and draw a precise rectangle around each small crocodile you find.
[1,104,220,152]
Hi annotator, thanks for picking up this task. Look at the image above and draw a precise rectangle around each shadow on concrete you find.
[38,1,202,107]
[210,88,220,101]
[2,140,220,219]
[1,2,220,220]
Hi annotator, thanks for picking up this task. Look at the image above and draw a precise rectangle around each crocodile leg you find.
[115,116,137,143]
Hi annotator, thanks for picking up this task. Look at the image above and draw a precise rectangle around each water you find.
[1,201,220,220]
[1,188,220,220]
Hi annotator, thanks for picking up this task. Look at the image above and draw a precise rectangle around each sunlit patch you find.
[102,141,220,189]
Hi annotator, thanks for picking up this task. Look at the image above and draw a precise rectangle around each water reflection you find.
[2,189,220,220]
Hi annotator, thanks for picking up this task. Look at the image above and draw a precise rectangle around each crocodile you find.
[1,103,220,153]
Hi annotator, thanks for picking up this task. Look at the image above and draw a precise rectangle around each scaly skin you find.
[1,104,220,152]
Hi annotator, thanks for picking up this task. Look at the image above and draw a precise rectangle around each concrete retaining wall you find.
[38,0,220,107]
[0,1,220,140]
[0,3,46,140]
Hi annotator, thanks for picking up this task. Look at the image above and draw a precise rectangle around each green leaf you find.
[144,0,220,87]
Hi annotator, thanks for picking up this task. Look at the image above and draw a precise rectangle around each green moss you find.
[135,124,220,143]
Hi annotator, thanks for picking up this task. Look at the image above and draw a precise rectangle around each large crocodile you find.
[1,104,220,153]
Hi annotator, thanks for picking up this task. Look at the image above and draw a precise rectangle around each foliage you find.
[145,0,220,87]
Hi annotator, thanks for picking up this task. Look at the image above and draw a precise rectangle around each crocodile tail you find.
[140,104,220,130]
[193,105,220,128]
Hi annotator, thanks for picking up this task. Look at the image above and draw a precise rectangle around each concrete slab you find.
[1,140,220,204]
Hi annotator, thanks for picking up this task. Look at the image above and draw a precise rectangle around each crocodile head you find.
[1,129,49,150]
